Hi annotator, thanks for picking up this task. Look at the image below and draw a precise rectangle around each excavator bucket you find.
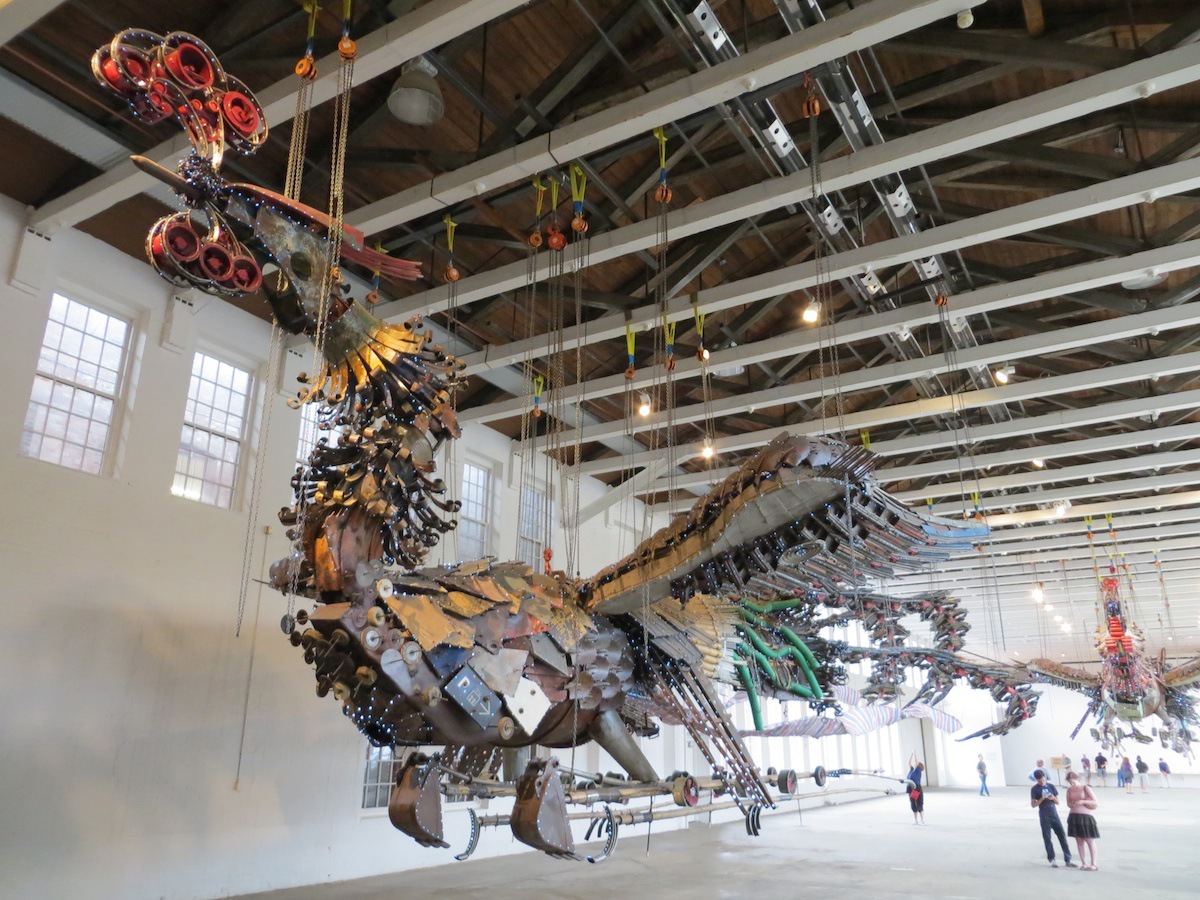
[388,757,449,848]
[511,757,576,857]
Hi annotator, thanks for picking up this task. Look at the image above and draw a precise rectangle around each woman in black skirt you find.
[1065,770,1101,870]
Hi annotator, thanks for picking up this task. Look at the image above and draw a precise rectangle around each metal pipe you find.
[586,709,661,783]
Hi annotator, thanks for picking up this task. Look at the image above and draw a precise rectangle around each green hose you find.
[736,642,817,699]
[739,596,807,615]
[739,611,824,698]
[734,660,765,731]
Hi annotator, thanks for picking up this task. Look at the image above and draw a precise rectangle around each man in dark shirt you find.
[1094,752,1108,787]
[1030,769,1076,868]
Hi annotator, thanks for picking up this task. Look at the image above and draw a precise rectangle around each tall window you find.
[362,744,405,809]
[172,352,251,508]
[21,293,129,474]
[296,402,322,466]
[296,402,342,467]
[517,485,550,571]
[457,461,492,561]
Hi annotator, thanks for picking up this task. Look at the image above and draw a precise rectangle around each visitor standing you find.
[1081,754,1092,786]
[1158,758,1172,788]
[1030,769,1077,868]
[1119,757,1134,794]
[976,754,990,797]
[1094,752,1107,787]
[1065,771,1100,871]
[1028,758,1046,782]
[1135,756,1150,792]
[907,753,926,825]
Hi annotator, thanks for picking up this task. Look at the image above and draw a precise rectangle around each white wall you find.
[998,682,1198,788]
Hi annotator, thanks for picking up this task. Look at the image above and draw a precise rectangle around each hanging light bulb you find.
[637,392,651,417]
[1031,584,1044,603]
[1053,501,1067,517]
[1031,458,1046,469]
[1062,622,1072,632]
[802,300,820,324]
[701,438,715,459]
[993,364,1015,384]
[1044,604,1054,612]
[1054,614,1064,623]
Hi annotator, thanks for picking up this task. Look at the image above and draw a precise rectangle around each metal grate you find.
[457,461,491,561]
[172,352,251,508]
[20,294,128,474]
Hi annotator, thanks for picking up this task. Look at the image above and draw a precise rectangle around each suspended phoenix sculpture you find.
[95,28,1196,863]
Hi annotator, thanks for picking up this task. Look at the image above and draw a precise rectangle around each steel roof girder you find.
[373,43,1200,328]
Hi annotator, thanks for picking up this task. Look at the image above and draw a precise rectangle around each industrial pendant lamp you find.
[388,56,444,126]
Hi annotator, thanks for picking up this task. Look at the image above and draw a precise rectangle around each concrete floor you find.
[243,785,1198,899]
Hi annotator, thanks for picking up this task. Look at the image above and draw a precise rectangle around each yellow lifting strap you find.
[692,294,705,334]
[569,163,587,203]
[663,317,677,345]
[304,0,319,39]
[549,176,560,211]
[443,213,457,253]
[860,429,871,450]
[533,374,545,399]
[653,126,668,169]
[532,174,547,218]
[625,322,636,358]
[371,240,386,277]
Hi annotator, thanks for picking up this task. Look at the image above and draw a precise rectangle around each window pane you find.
[23,296,129,476]
[174,352,250,508]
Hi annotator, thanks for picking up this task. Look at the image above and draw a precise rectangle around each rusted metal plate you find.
[541,603,593,652]
[386,594,459,651]
[441,590,496,618]
[519,587,556,625]
[528,632,570,675]
[473,607,509,654]
[469,647,528,697]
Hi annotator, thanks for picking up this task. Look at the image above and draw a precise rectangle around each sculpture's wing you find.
[1162,656,1200,689]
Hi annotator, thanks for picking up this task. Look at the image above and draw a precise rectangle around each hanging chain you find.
[236,322,285,634]
[515,184,543,560]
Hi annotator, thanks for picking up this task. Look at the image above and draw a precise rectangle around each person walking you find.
[976,754,990,797]
[1135,756,1150,792]
[1031,769,1077,868]
[1094,752,1107,787]
[907,753,927,825]
[1081,754,1092,786]
[1065,770,1101,871]
[1158,758,1172,788]
[1119,757,1134,794]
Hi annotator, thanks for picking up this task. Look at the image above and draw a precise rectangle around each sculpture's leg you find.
[588,709,659,783]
